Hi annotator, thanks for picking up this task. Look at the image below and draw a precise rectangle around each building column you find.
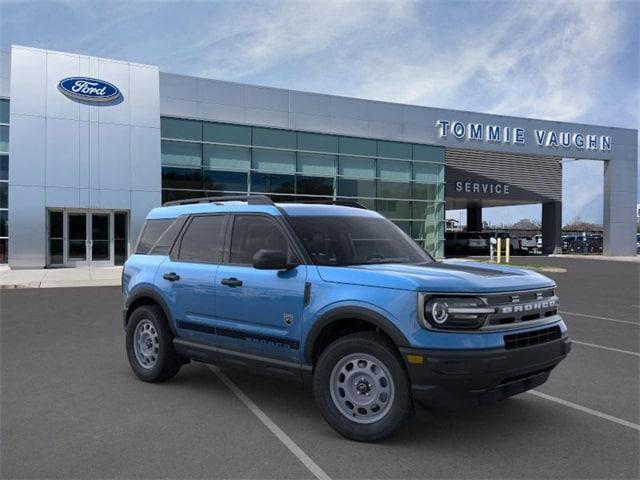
[603,157,637,256]
[466,206,482,232]
[542,201,562,254]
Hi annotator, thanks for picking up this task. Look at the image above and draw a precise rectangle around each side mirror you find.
[252,249,295,270]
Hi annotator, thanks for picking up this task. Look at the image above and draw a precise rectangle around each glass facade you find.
[160,117,445,256]
[0,99,8,263]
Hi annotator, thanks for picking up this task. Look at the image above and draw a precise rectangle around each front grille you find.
[503,326,561,350]
[483,289,558,328]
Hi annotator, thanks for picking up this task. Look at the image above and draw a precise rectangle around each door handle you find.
[221,277,243,287]
[163,272,180,282]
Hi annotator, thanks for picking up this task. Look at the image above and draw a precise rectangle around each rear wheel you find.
[126,304,181,382]
[313,332,412,442]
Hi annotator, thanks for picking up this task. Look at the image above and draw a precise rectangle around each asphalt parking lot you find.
[1,257,639,479]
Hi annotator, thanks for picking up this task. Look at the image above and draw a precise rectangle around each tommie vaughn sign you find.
[58,77,121,102]
[436,120,612,152]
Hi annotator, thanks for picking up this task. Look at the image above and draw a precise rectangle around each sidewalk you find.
[0,266,122,289]
[549,254,640,263]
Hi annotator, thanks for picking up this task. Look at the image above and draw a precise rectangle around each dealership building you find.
[0,45,637,268]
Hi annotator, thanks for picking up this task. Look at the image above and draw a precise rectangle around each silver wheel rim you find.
[329,352,395,424]
[133,319,159,369]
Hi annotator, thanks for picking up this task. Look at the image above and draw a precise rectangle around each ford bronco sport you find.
[122,196,570,441]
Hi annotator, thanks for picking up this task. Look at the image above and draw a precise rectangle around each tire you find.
[313,331,412,442]
[126,304,181,382]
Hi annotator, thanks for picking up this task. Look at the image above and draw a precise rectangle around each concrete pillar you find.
[466,206,482,232]
[542,201,562,254]
[603,156,638,256]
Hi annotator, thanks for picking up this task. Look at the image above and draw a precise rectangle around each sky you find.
[1,0,638,226]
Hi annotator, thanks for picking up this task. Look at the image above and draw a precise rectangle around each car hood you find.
[316,260,555,293]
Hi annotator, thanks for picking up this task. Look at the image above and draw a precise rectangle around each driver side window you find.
[229,215,289,265]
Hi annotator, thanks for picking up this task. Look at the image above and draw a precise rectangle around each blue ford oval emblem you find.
[58,77,121,102]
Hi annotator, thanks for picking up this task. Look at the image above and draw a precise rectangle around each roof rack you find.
[163,195,275,207]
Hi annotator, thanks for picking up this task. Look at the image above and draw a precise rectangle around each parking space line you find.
[560,310,639,326]
[208,365,331,480]
[572,340,639,357]
[529,390,640,431]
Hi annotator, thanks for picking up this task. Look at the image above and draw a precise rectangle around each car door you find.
[214,214,307,363]
[158,214,229,345]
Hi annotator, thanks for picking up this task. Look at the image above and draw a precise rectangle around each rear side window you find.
[149,216,188,255]
[229,215,288,265]
[178,215,227,263]
[136,219,173,254]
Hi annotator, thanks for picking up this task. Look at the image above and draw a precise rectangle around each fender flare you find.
[124,286,177,336]
[303,306,410,364]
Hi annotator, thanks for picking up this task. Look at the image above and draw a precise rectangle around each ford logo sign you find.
[58,77,121,102]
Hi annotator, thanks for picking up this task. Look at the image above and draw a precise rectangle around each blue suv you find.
[122,196,570,441]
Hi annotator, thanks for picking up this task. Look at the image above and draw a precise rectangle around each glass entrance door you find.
[90,213,111,266]
[47,209,129,267]
[67,212,88,265]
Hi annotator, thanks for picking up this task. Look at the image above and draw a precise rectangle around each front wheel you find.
[126,304,181,382]
[313,332,412,442]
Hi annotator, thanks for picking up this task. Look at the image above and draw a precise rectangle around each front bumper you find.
[399,335,571,409]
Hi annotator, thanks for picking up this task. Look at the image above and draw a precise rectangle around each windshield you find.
[288,215,434,266]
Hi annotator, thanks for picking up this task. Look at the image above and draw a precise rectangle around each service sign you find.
[58,77,121,102]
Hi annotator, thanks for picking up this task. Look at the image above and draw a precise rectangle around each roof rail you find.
[289,199,369,210]
[162,195,275,207]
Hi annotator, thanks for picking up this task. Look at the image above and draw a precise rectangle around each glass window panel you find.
[0,210,7,237]
[230,215,288,265]
[375,199,411,219]
[0,182,6,208]
[179,215,227,263]
[0,99,9,124]
[377,159,410,181]
[413,144,445,163]
[413,163,443,183]
[412,201,444,222]
[49,211,63,238]
[115,241,127,266]
[296,176,333,196]
[252,149,295,174]
[250,172,295,194]
[297,153,336,176]
[203,122,251,145]
[161,117,202,141]
[114,213,127,240]
[114,213,128,266]
[203,170,248,191]
[297,132,338,153]
[49,239,62,265]
[337,178,375,198]
[412,182,439,200]
[0,155,7,180]
[162,189,203,204]
[412,221,438,239]
[0,238,6,263]
[338,156,375,179]
[252,127,296,149]
[0,126,8,154]
[203,144,250,170]
[68,214,87,260]
[377,180,411,199]
[161,140,201,167]
[162,167,202,190]
[378,141,411,159]
[392,221,412,235]
[339,137,377,157]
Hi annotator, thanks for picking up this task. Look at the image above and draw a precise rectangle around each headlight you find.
[422,296,494,330]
